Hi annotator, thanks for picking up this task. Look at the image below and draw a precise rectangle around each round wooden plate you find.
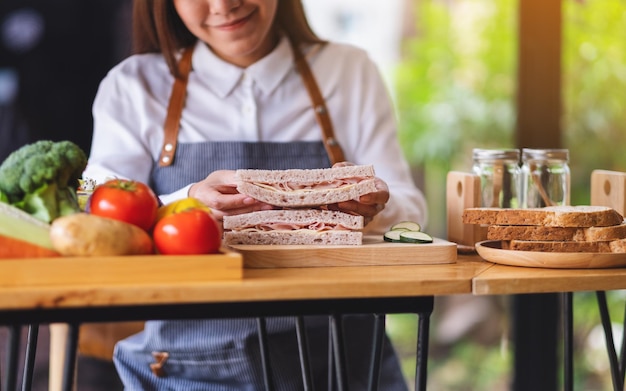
[475,240,626,269]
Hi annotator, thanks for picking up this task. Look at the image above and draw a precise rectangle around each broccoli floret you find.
[0,140,88,223]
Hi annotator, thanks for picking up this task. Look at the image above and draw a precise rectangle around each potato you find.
[50,213,154,256]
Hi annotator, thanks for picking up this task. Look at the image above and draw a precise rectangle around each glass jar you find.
[472,148,522,208]
[521,148,570,208]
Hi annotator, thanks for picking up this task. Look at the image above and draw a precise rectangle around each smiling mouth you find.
[214,10,256,30]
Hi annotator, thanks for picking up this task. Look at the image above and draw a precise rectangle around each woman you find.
[85,0,427,389]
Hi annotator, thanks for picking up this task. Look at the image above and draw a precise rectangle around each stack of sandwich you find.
[223,165,378,246]
[462,205,626,253]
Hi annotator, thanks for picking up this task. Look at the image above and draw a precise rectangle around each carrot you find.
[0,234,60,259]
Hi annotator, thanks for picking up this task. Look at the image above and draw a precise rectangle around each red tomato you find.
[153,209,222,255]
[88,179,159,231]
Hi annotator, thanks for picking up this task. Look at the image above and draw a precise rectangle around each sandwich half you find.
[235,165,377,207]
[223,209,364,245]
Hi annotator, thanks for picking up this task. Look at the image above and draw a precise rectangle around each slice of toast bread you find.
[463,205,624,227]
[487,222,626,242]
[464,205,626,253]
[505,239,613,253]
[504,238,626,253]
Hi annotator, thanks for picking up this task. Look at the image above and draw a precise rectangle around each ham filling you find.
[252,177,367,192]
[232,222,352,232]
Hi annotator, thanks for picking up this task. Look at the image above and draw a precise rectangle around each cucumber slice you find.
[390,221,422,232]
[383,230,403,242]
[399,231,433,244]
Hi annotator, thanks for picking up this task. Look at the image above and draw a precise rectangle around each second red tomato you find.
[153,209,222,255]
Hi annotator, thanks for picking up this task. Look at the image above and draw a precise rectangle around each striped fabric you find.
[150,141,331,195]
[114,316,408,390]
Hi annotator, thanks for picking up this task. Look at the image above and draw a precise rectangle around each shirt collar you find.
[191,36,294,99]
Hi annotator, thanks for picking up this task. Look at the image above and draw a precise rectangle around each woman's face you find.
[173,0,279,67]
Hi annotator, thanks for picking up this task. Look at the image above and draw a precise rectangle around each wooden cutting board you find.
[229,236,457,268]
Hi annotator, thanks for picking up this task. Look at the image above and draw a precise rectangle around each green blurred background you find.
[388,0,626,390]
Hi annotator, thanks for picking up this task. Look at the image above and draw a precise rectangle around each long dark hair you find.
[132,0,325,78]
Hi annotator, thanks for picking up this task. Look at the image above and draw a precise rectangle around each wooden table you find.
[0,256,489,391]
[473,262,626,295]
[0,260,488,311]
[470,255,626,391]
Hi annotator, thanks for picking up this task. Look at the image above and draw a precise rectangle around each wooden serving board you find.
[0,250,243,287]
[476,240,626,269]
[229,236,457,268]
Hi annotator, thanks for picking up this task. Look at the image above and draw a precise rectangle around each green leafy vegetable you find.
[0,140,88,223]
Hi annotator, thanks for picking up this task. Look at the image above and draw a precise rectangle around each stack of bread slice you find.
[462,205,626,253]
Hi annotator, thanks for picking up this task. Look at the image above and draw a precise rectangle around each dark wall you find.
[0,0,132,160]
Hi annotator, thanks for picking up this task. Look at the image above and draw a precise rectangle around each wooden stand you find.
[446,171,486,248]
[591,170,626,216]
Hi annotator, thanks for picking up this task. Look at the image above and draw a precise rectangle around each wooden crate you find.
[0,250,243,287]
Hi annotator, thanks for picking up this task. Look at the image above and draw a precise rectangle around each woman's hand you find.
[329,162,390,225]
[188,170,273,221]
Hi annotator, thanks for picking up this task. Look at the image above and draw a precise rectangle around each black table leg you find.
[61,323,79,391]
[619,302,626,384]
[596,291,624,391]
[4,325,21,391]
[562,292,573,391]
[21,324,39,391]
[256,318,275,391]
[295,316,313,391]
[512,294,559,391]
[328,320,335,391]
[367,314,385,391]
[415,308,432,391]
[330,314,348,391]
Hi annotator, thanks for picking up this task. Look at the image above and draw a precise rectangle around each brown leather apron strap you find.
[159,47,193,167]
[289,39,345,166]
[159,40,345,167]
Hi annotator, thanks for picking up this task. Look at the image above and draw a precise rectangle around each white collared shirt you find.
[85,37,427,232]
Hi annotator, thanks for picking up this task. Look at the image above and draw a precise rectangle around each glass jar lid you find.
[522,148,569,162]
[473,148,520,162]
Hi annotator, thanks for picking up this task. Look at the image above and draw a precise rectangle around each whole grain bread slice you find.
[502,237,626,253]
[506,239,613,253]
[463,205,624,228]
[608,239,626,253]
[488,225,582,241]
[488,222,626,242]
[585,223,626,241]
